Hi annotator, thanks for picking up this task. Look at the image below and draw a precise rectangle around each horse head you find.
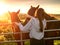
[8,10,20,22]
[28,5,39,16]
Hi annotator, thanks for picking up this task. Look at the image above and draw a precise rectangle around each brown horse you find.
[8,10,21,45]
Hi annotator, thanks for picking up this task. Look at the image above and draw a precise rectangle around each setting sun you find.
[0,2,8,15]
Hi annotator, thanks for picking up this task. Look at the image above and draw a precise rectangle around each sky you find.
[0,0,60,14]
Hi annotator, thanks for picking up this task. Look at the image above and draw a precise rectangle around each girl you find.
[15,8,47,45]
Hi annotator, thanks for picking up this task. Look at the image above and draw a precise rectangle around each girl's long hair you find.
[36,8,45,32]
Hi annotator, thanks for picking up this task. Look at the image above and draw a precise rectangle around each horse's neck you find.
[22,18,31,26]
[11,15,20,22]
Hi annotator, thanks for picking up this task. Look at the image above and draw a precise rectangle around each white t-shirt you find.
[15,17,46,40]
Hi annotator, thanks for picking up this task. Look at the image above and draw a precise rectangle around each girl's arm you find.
[15,18,33,32]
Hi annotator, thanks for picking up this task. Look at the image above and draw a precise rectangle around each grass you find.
[24,40,30,45]
[0,25,30,45]
[54,40,60,45]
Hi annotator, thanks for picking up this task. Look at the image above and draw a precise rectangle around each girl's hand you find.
[14,22,21,26]
[26,14,32,18]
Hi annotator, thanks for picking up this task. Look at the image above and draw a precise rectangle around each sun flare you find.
[20,8,28,14]
[0,2,8,15]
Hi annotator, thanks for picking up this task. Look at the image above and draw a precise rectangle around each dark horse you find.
[27,5,60,45]
[8,10,21,45]
[28,5,56,20]
[27,5,59,29]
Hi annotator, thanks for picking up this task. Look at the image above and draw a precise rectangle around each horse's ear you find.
[17,9,20,14]
[36,5,39,9]
[31,5,33,8]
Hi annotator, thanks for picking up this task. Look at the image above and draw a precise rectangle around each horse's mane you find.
[43,12,56,20]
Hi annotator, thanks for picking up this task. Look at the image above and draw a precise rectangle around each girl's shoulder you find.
[31,17,37,20]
